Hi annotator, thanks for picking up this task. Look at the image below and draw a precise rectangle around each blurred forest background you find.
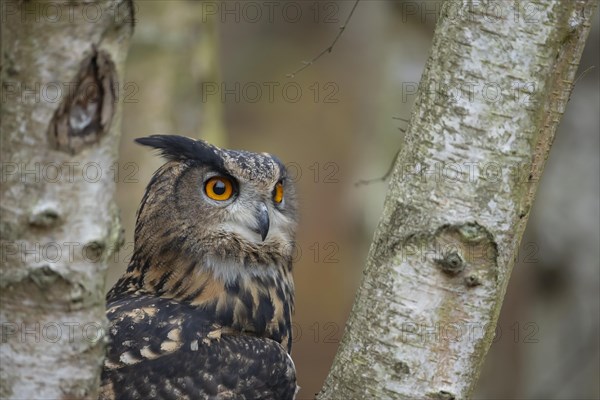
[105,1,599,399]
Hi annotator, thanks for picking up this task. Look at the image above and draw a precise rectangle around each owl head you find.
[131,135,298,289]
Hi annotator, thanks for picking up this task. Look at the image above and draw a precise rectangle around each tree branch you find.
[318,1,597,398]
[286,0,360,78]
[1,1,133,397]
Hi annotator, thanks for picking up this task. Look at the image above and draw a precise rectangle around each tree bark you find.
[318,1,597,399]
[1,1,133,398]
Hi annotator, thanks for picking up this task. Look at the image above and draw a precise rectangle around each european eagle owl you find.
[99,135,298,399]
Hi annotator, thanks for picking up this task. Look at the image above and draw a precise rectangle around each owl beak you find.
[255,203,270,241]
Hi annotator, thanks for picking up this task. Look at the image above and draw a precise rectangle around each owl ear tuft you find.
[135,135,224,167]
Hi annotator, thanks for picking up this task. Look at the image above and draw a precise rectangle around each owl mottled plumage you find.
[100,135,298,399]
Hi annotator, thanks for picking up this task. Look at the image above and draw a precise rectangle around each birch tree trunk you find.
[318,1,597,399]
[1,1,133,398]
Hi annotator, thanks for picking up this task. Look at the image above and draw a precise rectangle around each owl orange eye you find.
[273,182,284,204]
[204,176,234,201]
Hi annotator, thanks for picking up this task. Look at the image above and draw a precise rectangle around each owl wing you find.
[99,294,297,400]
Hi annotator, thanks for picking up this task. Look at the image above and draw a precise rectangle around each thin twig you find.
[567,66,595,104]
[394,115,410,133]
[392,116,411,123]
[355,114,410,186]
[572,65,595,87]
[354,149,401,187]
[286,0,360,78]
